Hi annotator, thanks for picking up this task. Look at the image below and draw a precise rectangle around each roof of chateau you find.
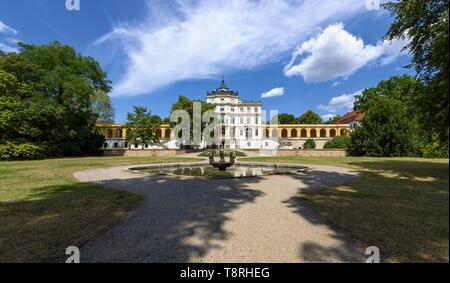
[338,111,365,124]
[207,79,239,97]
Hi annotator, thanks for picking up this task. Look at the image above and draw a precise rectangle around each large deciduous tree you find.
[384,0,449,152]
[348,98,419,157]
[349,76,423,157]
[0,41,114,159]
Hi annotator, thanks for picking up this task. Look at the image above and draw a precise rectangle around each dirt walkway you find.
[74,163,365,263]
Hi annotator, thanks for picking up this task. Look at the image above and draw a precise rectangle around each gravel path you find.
[74,163,365,263]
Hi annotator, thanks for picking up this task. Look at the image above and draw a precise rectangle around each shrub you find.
[421,141,449,158]
[324,136,351,149]
[0,142,46,161]
[302,139,316,150]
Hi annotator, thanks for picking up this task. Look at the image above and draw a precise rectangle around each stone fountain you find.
[208,149,235,171]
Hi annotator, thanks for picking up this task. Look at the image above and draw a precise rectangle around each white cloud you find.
[318,89,362,114]
[321,114,337,121]
[379,37,410,65]
[0,42,18,53]
[332,81,342,87]
[283,23,409,83]
[93,0,366,96]
[261,87,284,98]
[0,20,18,35]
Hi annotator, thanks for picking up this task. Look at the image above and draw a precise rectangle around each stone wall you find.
[103,148,347,158]
[282,138,331,150]
[275,149,347,157]
[103,149,187,157]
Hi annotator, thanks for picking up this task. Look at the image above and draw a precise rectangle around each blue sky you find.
[0,0,413,123]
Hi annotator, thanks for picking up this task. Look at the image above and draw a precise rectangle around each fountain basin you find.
[129,163,309,179]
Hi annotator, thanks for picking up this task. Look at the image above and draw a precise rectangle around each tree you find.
[324,115,341,124]
[92,90,115,123]
[125,106,159,149]
[149,114,162,126]
[353,75,447,157]
[354,75,424,112]
[170,95,216,144]
[272,113,297,124]
[303,139,316,150]
[0,41,111,158]
[348,97,419,157]
[297,110,323,124]
[384,0,449,151]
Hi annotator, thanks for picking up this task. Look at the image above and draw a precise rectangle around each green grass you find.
[0,156,201,263]
[241,156,449,262]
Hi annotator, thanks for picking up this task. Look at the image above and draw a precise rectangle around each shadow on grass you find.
[2,168,362,263]
[294,160,449,262]
[0,182,141,263]
[349,160,449,183]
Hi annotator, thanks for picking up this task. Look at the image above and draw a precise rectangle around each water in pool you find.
[136,165,303,178]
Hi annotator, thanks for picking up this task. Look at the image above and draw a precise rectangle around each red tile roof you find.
[339,111,364,124]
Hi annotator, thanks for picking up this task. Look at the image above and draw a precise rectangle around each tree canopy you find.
[0,41,114,159]
[348,97,419,157]
[384,0,449,150]
[272,113,297,124]
[272,111,323,125]
[125,106,160,149]
[297,110,323,124]
[349,76,423,157]
[324,115,341,124]
[170,95,216,143]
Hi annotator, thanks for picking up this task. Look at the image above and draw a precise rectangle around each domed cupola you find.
[207,78,239,97]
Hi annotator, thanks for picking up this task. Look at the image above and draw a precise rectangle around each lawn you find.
[0,156,201,263]
[241,156,449,262]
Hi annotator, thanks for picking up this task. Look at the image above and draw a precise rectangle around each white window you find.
[255,130,259,137]
[240,117,244,124]
[247,117,251,124]
[220,107,225,112]
[255,117,259,124]
[240,107,244,112]
[254,107,258,112]
[231,108,235,112]
[247,107,251,112]
[240,129,243,136]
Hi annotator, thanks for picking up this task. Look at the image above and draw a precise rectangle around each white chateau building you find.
[99,80,352,151]
[206,80,266,149]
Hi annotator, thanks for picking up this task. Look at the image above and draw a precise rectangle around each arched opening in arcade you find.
[291,129,298,138]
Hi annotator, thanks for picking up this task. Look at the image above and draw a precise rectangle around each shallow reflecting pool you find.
[133,165,307,178]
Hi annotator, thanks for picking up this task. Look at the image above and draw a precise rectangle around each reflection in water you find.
[138,165,301,178]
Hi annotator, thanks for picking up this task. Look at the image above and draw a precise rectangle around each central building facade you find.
[98,80,352,151]
[206,80,264,149]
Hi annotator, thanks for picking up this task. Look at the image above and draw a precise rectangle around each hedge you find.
[0,142,46,161]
